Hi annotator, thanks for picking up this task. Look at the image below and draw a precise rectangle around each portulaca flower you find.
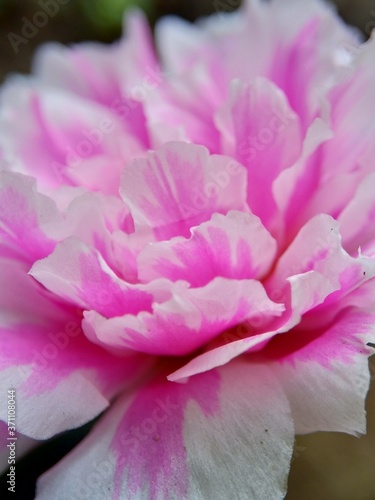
[0,0,375,498]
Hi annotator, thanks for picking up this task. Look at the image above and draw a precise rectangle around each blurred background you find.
[0,0,375,498]
[0,0,374,82]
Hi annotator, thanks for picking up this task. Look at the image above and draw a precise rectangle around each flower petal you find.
[0,257,150,439]
[169,214,375,381]
[30,237,153,317]
[337,173,375,255]
[321,38,375,181]
[36,360,293,500]
[0,83,143,192]
[120,142,248,240]
[36,10,158,94]
[265,309,375,435]
[0,172,58,262]
[138,210,277,286]
[272,117,333,243]
[266,214,375,308]
[219,77,302,231]
[83,278,284,356]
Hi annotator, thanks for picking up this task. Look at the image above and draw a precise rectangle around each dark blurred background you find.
[0,0,375,499]
[0,0,374,82]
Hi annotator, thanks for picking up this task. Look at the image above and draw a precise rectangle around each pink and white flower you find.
[1,0,375,498]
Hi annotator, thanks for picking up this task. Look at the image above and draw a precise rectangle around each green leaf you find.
[81,0,153,31]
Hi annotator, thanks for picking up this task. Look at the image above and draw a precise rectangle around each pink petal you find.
[30,237,154,317]
[111,228,156,283]
[0,320,150,439]
[83,278,284,356]
[33,11,158,147]
[338,173,375,255]
[169,214,375,382]
[0,345,108,440]
[36,360,293,500]
[0,257,68,329]
[265,309,375,435]
[266,214,375,309]
[272,117,334,243]
[153,0,357,151]
[120,141,248,240]
[0,172,58,262]
[279,39,375,242]
[0,257,150,439]
[167,272,333,382]
[219,77,302,231]
[0,84,143,192]
[53,191,133,272]
[321,38,375,181]
[138,210,277,286]
[269,10,358,129]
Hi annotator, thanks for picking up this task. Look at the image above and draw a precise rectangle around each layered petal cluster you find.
[1,1,375,498]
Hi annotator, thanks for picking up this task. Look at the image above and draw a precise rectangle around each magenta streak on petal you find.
[142,151,204,240]
[273,18,320,131]
[72,52,120,107]
[27,94,106,187]
[206,226,230,257]
[120,97,151,149]
[71,51,151,148]
[0,186,55,262]
[111,370,220,500]
[29,94,70,175]
[261,309,372,369]
[32,93,103,159]
[322,266,368,305]
[0,318,139,398]
[157,233,216,286]
[77,253,153,317]
[184,235,219,284]
[138,213,269,287]
[305,264,370,321]
[236,237,255,277]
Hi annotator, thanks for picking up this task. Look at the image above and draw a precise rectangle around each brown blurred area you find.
[0,1,375,499]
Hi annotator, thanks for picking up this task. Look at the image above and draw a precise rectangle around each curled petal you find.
[138,210,277,286]
[83,278,284,356]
